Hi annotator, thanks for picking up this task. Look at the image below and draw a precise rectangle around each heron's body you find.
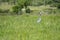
[37,18,41,23]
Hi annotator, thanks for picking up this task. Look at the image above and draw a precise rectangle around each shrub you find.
[0,9,9,13]
[25,8,31,13]
[3,9,9,13]
[50,3,60,9]
[12,5,24,15]
[57,4,60,9]
[0,9,2,13]
[12,5,19,14]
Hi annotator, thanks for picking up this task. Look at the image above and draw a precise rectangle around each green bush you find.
[25,8,31,13]
[0,9,2,13]
[57,4,60,9]
[50,3,60,9]
[0,9,9,13]
[12,5,19,14]
[12,5,24,15]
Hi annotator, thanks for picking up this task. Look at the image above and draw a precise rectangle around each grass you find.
[0,3,60,40]
[0,14,60,40]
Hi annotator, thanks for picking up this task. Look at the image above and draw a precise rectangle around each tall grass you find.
[0,15,60,40]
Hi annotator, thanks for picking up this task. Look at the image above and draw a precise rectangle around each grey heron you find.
[37,11,42,23]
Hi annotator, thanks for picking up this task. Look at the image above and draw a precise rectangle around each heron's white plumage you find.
[37,18,41,23]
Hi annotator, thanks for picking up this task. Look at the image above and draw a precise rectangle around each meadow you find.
[0,3,60,40]
[0,14,60,40]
